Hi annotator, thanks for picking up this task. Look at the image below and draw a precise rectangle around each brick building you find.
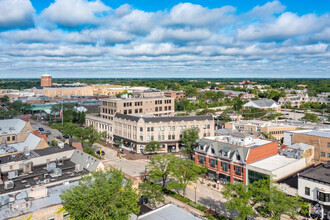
[283,129,330,164]
[164,90,186,100]
[40,74,52,87]
[194,133,277,185]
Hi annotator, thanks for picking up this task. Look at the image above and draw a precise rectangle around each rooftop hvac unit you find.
[46,162,56,172]
[4,180,14,190]
[74,164,83,173]
[50,168,62,178]
[8,171,18,180]
[44,179,50,184]
[58,142,65,149]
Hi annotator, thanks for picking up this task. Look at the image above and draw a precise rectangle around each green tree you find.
[250,178,308,219]
[60,169,140,220]
[222,182,256,220]
[304,112,318,122]
[180,127,200,159]
[168,159,207,197]
[148,154,176,188]
[139,181,165,207]
[145,141,161,155]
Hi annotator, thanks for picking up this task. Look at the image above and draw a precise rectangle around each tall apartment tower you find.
[41,74,52,87]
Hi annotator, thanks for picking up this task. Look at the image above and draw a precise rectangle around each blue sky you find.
[0,0,329,78]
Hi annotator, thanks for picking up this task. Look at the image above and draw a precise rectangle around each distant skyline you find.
[0,0,329,78]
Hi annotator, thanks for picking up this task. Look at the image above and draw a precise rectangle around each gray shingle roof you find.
[70,149,102,172]
[244,99,278,108]
[0,119,26,135]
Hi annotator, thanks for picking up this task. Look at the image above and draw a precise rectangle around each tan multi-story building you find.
[225,120,298,141]
[41,74,52,87]
[164,90,186,100]
[85,114,113,142]
[100,96,175,120]
[283,129,330,164]
[113,113,214,153]
[92,84,124,96]
[43,86,93,97]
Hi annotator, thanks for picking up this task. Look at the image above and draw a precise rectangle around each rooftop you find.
[138,204,202,220]
[244,99,278,108]
[0,119,26,136]
[299,164,330,185]
[248,155,301,172]
[115,113,213,123]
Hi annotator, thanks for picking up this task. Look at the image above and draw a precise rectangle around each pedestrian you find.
[119,154,122,160]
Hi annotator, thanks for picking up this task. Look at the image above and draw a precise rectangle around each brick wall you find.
[246,141,278,164]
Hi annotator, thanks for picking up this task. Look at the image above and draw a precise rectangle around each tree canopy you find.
[60,169,140,220]
[180,127,200,159]
[145,141,161,154]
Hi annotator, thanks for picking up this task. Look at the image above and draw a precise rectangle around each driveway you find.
[30,120,62,141]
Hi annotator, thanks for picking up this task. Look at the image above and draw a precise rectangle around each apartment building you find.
[225,120,298,141]
[100,96,175,120]
[194,133,278,185]
[164,90,186,100]
[40,74,52,87]
[113,113,214,153]
[283,129,330,164]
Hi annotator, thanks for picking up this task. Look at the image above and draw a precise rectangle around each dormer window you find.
[200,146,204,151]
[237,155,241,160]
[211,149,215,154]
[223,151,228,157]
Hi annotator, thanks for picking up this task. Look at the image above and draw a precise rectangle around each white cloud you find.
[146,27,211,42]
[0,28,61,42]
[249,1,286,18]
[41,0,110,27]
[0,0,35,28]
[238,12,330,41]
[164,3,236,27]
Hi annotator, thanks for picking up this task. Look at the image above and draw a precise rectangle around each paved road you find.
[30,120,62,141]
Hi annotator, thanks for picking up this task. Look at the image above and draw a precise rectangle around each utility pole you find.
[61,98,64,129]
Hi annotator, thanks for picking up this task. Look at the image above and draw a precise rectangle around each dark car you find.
[38,127,44,131]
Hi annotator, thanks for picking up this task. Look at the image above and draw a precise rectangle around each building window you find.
[198,155,204,164]
[172,126,175,131]
[63,212,70,220]
[147,127,150,132]
[235,166,242,176]
[151,136,154,141]
[222,162,228,172]
[48,217,55,220]
[12,136,15,141]
[317,191,330,202]
[151,127,154,132]
[140,136,143,141]
[168,126,171,131]
[321,152,325,157]
[147,136,150,141]
[140,127,143,132]
[124,110,127,114]
[328,153,330,158]
[7,137,10,141]
[305,187,310,196]
[168,135,171,140]
[210,158,216,168]
[158,135,161,140]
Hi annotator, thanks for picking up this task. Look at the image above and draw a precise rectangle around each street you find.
[30,120,63,141]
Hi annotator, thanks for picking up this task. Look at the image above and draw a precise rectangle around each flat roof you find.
[299,164,330,185]
[138,204,202,220]
[248,155,300,171]
[103,96,173,102]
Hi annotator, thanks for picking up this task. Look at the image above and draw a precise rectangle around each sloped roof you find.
[70,149,101,172]
[0,119,26,135]
[244,99,278,108]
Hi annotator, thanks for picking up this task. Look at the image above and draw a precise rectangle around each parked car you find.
[38,127,44,132]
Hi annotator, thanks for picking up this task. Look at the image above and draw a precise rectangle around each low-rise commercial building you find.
[164,90,186,100]
[0,119,48,156]
[243,99,281,112]
[113,113,214,153]
[283,129,330,164]
[194,133,278,185]
[85,114,113,143]
[225,120,298,141]
[298,164,330,219]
